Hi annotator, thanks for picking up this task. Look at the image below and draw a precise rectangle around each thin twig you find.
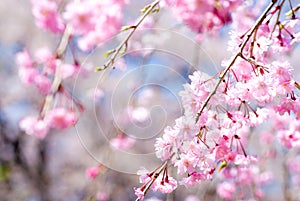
[270,0,286,39]
[95,0,160,71]
[285,3,300,17]
[195,0,278,123]
[135,160,168,201]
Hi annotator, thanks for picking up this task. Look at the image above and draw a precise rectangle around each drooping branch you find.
[41,25,72,117]
[95,0,160,71]
[135,160,168,201]
[195,0,279,123]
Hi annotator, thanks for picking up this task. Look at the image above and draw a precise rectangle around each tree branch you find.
[95,0,160,71]
[40,25,72,117]
[135,160,168,201]
[195,0,278,123]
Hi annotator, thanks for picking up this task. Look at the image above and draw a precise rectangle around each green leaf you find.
[285,10,294,18]
[141,4,151,14]
[95,66,105,72]
[149,7,160,14]
[103,49,116,59]
[214,1,221,10]
[218,161,227,172]
[119,42,128,56]
[295,81,300,90]
[121,25,136,32]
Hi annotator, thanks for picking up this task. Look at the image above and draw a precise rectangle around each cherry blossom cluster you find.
[163,0,243,40]
[17,0,130,139]
[216,155,273,200]
[31,0,65,34]
[16,48,80,95]
[228,2,300,57]
[135,0,300,200]
[134,163,177,200]
[63,0,128,51]
[16,47,84,139]
[274,111,300,149]
[31,0,128,51]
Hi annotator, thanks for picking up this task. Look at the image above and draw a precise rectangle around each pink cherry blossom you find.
[63,0,127,51]
[213,137,231,161]
[247,75,276,106]
[33,74,52,95]
[110,134,135,150]
[217,181,236,200]
[45,107,77,130]
[137,167,152,184]
[18,67,39,85]
[179,172,207,187]
[228,58,254,81]
[86,166,100,180]
[63,1,95,35]
[277,120,300,149]
[19,116,49,139]
[269,61,294,95]
[15,49,33,68]
[152,175,177,194]
[234,155,257,166]
[257,171,273,185]
[34,47,54,64]
[34,47,58,75]
[248,108,270,126]
[155,137,173,161]
[60,63,80,79]
[270,19,300,52]
[174,153,197,174]
[31,0,65,33]
[96,192,109,201]
[225,82,252,107]
[163,0,242,39]
[274,97,300,116]
[180,71,222,115]
[16,49,38,84]
[155,124,179,161]
[133,187,145,200]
